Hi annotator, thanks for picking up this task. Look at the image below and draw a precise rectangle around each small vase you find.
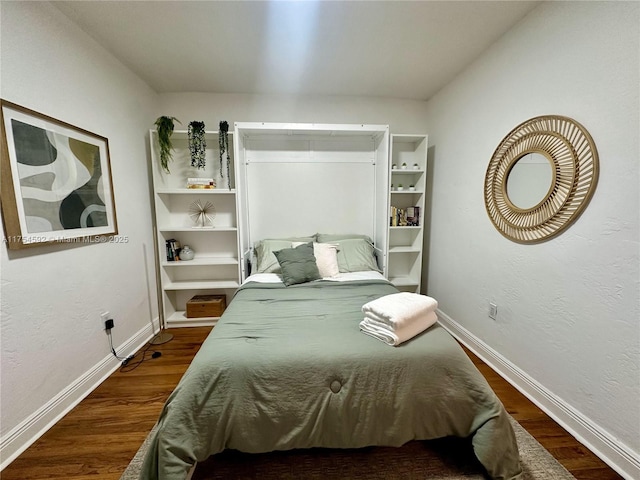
[180,245,195,261]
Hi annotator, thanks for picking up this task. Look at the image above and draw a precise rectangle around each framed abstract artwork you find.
[1,100,118,249]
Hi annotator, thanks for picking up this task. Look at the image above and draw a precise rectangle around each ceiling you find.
[52,0,540,101]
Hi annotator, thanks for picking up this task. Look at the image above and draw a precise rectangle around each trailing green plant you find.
[218,121,230,189]
[155,116,180,173]
[188,121,207,169]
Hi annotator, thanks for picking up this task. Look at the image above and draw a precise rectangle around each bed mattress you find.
[140,278,522,479]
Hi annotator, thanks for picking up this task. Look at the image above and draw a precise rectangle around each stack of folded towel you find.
[360,292,438,346]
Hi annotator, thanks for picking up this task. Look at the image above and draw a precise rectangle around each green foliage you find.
[188,121,207,169]
[219,121,230,188]
[155,116,180,173]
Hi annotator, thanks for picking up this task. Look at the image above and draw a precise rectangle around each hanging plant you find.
[188,121,207,169]
[219,121,231,189]
[154,116,180,173]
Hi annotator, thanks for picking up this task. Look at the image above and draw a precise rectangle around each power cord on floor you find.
[119,341,162,373]
[106,326,163,372]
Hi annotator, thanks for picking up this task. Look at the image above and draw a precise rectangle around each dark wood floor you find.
[2,327,622,480]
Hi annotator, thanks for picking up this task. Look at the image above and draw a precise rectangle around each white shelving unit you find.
[388,134,428,293]
[150,129,240,328]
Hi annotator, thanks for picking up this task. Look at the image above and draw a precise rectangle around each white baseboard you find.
[0,322,155,471]
[436,309,640,480]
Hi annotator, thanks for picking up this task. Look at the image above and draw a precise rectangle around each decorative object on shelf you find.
[401,163,407,169]
[179,245,195,261]
[392,163,397,169]
[186,294,226,318]
[188,121,207,169]
[189,199,216,228]
[397,184,404,191]
[413,163,419,170]
[1,100,118,250]
[484,115,599,244]
[409,185,415,191]
[155,115,181,174]
[218,120,231,189]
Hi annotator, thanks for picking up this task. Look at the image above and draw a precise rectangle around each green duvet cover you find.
[140,279,522,480]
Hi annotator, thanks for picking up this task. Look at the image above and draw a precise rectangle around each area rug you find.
[120,416,574,479]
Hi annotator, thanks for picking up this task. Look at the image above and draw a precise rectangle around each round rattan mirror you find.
[484,115,598,243]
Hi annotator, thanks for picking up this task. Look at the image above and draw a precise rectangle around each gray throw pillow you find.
[273,242,321,286]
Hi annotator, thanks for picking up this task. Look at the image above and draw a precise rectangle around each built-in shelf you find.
[163,280,240,290]
[391,169,425,174]
[387,133,428,294]
[166,311,221,328]
[151,128,240,329]
[389,246,421,253]
[162,257,239,267]
[156,188,236,195]
[388,275,420,287]
[158,227,238,233]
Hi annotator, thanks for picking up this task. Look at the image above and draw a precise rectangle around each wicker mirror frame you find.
[484,115,598,244]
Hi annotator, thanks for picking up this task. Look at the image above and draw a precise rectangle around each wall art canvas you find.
[0,100,117,249]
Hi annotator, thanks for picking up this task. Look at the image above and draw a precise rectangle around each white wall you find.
[424,1,639,477]
[157,93,428,135]
[0,1,159,465]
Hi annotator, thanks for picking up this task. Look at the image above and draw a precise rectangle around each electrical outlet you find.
[101,311,112,330]
[488,302,498,320]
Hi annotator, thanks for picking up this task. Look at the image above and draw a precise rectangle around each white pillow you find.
[292,242,339,278]
[312,242,340,278]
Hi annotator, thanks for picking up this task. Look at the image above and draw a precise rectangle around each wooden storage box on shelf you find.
[186,294,226,318]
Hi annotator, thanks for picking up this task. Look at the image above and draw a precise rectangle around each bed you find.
[139,238,522,480]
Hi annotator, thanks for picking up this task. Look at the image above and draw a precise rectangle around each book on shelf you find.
[187,177,216,189]
[390,206,420,227]
[406,206,420,226]
[166,238,181,261]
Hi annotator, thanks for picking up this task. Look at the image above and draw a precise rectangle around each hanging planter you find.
[219,120,231,189]
[154,116,180,173]
[188,121,207,169]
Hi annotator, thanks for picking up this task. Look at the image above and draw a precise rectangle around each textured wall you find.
[424,0,639,463]
[0,1,158,438]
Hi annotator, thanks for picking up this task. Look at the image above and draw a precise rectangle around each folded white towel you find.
[362,292,438,330]
[359,310,437,346]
